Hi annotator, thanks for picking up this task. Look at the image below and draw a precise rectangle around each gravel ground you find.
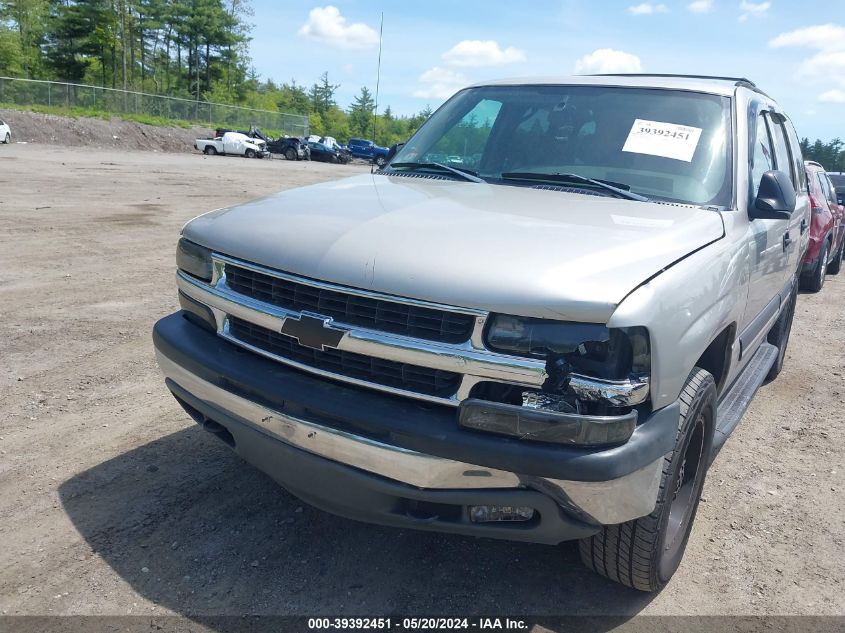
[0,143,842,622]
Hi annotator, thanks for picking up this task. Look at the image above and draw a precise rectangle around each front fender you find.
[608,234,745,409]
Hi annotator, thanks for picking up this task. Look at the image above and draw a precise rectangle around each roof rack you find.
[589,73,757,88]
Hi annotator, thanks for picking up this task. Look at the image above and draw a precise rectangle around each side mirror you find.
[385,142,405,165]
[750,170,796,220]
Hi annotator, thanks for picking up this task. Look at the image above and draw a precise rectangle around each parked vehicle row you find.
[800,161,845,292]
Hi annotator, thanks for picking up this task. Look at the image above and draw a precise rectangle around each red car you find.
[801,161,845,292]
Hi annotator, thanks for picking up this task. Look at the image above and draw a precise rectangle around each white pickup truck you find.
[195,132,269,159]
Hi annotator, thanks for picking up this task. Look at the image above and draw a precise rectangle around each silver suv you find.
[154,75,809,591]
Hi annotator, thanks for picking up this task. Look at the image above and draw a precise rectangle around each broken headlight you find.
[176,237,213,282]
[485,315,650,381]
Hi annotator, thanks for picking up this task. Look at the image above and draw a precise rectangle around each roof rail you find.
[589,73,757,88]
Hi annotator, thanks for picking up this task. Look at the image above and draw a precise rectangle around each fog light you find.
[469,505,535,523]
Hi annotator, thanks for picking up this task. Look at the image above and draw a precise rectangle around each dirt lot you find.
[0,143,843,623]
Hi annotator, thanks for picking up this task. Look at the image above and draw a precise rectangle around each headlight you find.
[176,238,213,282]
[485,315,649,381]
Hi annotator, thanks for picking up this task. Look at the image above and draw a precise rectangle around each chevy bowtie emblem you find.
[280,312,348,351]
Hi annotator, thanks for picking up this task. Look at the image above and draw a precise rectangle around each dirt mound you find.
[0,107,212,153]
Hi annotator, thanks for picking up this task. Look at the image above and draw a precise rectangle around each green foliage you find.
[0,0,434,145]
[800,137,845,172]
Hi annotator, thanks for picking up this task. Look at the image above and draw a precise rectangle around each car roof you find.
[467,74,762,97]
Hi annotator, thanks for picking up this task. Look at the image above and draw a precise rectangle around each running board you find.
[710,342,778,461]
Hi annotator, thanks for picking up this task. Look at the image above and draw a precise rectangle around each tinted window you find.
[820,174,838,206]
[395,85,733,206]
[784,119,807,191]
[750,114,775,198]
[765,113,795,188]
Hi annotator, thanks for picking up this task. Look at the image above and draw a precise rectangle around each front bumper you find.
[154,312,679,543]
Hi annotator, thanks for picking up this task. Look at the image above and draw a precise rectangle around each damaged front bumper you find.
[154,312,680,541]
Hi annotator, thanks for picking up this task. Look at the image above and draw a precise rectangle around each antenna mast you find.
[372,12,383,143]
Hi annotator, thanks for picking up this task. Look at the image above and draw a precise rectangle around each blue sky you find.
[248,1,843,140]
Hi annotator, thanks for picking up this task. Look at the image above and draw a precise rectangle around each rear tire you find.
[765,279,798,381]
[285,148,297,161]
[203,145,217,155]
[375,155,386,168]
[801,240,828,293]
[826,238,843,275]
[579,368,716,592]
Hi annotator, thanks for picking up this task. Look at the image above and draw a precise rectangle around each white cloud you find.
[413,67,468,99]
[819,90,845,103]
[298,6,379,49]
[628,3,669,14]
[441,40,526,67]
[738,1,770,22]
[574,49,642,74]
[688,0,713,13]
[769,24,845,51]
[769,24,845,99]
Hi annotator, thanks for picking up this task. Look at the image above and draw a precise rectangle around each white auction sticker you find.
[622,119,703,162]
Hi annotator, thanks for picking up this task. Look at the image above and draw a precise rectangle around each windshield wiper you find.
[500,172,649,202]
[389,162,485,183]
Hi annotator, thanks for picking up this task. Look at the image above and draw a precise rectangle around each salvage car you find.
[307,140,348,164]
[266,136,310,161]
[0,118,10,144]
[155,75,809,591]
[346,137,389,166]
[801,161,844,291]
[195,132,269,158]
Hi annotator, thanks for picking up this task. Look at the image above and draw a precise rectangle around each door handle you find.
[783,232,792,251]
[800,218,808,235]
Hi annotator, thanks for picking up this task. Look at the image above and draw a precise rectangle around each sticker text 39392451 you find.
[622,119,703,162]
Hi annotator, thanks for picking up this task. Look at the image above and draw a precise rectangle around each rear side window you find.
[783,119,807,191]
[820,174,838,206]
[750,114,775,197]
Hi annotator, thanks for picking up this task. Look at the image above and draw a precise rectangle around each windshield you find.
[390,85,733,206]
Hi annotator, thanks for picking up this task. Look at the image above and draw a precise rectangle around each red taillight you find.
[810,194,821,213]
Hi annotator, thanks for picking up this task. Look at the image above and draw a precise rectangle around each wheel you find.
[245,149,256,159]
[284,148,297,161]
[375,155,386,167]
[329,154,338,164]
[579,368,716,592]
[3,133,9,144]
[801,240,829,293]
[765,279,798,381]
[203,145,217,155]
[826,238,843,275]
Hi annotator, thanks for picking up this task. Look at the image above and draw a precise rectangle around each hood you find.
[183,174,724,322]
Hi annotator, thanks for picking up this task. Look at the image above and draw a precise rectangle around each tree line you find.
[800,138,845,173]
[0,0,433,145]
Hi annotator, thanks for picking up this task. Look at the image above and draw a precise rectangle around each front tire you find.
[245,149,256,159]
[579,368,716,592]
[375,155,386,168]
[3,133,9,144]
[826,238,843,275]
[801,240,829,293]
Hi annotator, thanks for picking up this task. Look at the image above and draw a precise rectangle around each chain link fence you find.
[0,77,309,137]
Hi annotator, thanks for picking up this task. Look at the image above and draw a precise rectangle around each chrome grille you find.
[225,264,475,344]
[228,316,462,398]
